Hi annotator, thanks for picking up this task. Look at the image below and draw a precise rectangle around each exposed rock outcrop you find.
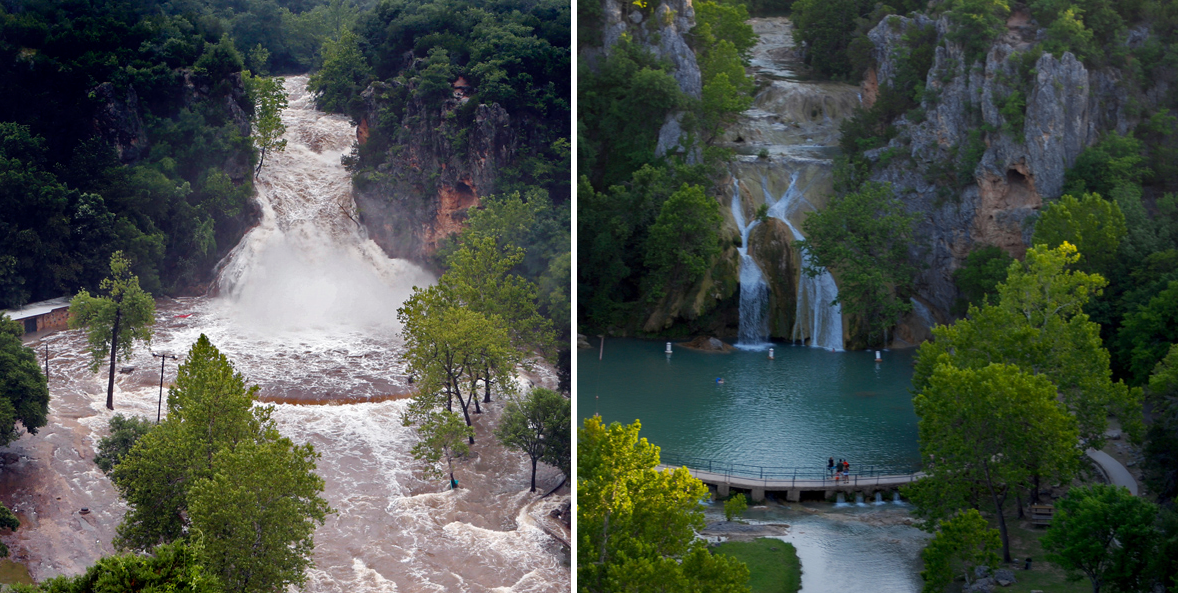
[862,12,1172,321]
[352,80,519,261]
[90,83,149,164]
[591,0,703,158]
[678,335,736,352]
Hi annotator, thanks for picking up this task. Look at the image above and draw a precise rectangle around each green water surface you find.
[578,339,922,475]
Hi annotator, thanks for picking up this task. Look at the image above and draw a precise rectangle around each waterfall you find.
[760,174,844,351]
[732,180,771,348]
[213,76,433,334]
[874,492,884,505]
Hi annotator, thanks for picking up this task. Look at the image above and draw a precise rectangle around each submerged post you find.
[598,335,605,361]
[768,347,774,360]
[874,350,882,362]
[665,341,672,355]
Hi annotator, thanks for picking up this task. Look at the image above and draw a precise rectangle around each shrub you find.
[724,493,748,521]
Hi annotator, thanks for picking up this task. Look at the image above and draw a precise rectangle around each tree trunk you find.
[530,457,538,492]
[983,460,1012,563]
[106,307,122,410]
[255,147,266,176]
[459,394,475,445]
[483,366,492,403]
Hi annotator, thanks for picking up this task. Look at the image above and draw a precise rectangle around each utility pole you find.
[151,352,177,423]
[43,344,48,383]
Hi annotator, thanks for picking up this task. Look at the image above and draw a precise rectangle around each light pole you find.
[151,352,177,423]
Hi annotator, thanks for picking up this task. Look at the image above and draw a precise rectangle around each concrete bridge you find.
[657,464,926,503]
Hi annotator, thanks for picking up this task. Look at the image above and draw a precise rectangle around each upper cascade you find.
[723,17,853,350]
[213,76,433,334]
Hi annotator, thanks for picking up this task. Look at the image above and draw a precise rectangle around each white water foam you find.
[760,174,844,351]
[732,179,771,348]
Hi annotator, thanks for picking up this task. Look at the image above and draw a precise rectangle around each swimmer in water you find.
[715,377,724,384]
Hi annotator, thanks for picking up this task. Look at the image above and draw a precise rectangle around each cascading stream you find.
[732,179,771,347]
[215,77,434,333]
[761,174,843,351]
[725,17,858,351]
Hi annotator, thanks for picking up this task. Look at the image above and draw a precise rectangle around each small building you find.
[2,297,71,335]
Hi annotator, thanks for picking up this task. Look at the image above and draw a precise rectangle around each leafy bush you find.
[94,414,155,474]
[724,493,748,521]
[952,245,1013,316]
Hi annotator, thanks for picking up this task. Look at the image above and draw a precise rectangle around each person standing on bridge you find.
[828,457,835,476]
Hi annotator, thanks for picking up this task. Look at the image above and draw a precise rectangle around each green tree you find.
[644,184,724,301]
[398,289,518,440]
[920,509,1001,593]
[410,410,474,487]
[1032,193,1127,275]
[723,494,747,521]
[798,181,920,347]
[1141,344,1176,500]
[16,539,222,593]
[244,74,288,176]
[188,437,331,593]
[946,0,1011,64]
[914,243,1141,448]
[952,245,1014,315]
[1042,484,1162,593]
[110,335,330,593]
[495,388,570,492]
[195,34,246,82]
[94,414,154,474]
[1114,281,1178,386]
[1064,134,1151,197]
[908,362,1078,563]
[308,29,371,117]
[578,416,749,592]
[442,236,556,360]
[0,314,48,446]
[790,0,875,79]
[0,502,17,558]
[69,251,156,410]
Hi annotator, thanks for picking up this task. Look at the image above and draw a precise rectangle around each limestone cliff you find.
[352,80,522,263]
[585,0,703,158]
[862,10,1173,331]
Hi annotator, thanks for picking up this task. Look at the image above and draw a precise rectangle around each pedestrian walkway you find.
[1085,448,1138,496]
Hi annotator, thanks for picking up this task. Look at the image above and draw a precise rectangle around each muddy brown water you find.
[0,75,569,592]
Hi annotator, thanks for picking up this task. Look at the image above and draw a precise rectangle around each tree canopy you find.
[110,335,330,593]
[798,181,920,347]
[920,509,1001,593]
[0,314,49,447]
[1042,484,1164,593]
[908,362,1077,562]
[496,387,570,492]
[578,416,749,592]
[69,251,156,410]
[915,243,1141,447]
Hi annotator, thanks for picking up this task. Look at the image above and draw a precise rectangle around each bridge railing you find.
[659,453,921,484]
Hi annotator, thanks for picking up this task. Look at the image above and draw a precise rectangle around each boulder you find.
[965,577,996,593]
[994,569,1017,586]
[679,336,735,353]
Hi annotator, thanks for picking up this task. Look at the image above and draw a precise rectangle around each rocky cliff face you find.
[863,10,1172,329]
[352,81,520,263]
[587,0,703,158]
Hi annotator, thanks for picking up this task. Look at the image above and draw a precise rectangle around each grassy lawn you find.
[991,519,1091,593]
[0,559,33,586]
[713,538,802,593]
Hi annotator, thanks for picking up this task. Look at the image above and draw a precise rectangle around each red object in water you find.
[173,314,192,318]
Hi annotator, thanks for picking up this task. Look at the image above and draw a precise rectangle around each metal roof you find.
[2,297,71,321]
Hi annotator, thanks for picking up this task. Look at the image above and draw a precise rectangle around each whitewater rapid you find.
[3,76,570,592]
